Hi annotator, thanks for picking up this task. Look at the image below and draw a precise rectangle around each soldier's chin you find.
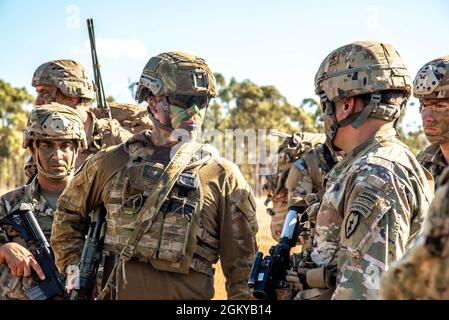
[426,134,449,144]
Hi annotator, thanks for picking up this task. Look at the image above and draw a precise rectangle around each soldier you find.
[380,56,449,300]
[285,142,342,226]
[31,59,132,169]
[0,104,87,299]
[287,41,433,300]
[263,131,326,241]
[51,51,258,300]
[415,56,449,188]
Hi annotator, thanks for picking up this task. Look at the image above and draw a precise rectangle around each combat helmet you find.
[314,41,412,146]
[135,51,217,133]
[135,51,216,103]
[23,103,87,180]
[414,56,449,100]
[32,59,96,100]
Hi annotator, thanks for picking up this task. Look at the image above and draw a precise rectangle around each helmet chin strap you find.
[320,92,402,151]
[33,141,78,181]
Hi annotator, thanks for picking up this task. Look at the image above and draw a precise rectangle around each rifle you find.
[248,207,306,300]
[87,18,112,119]
[70,205,106,300]
[0,203,67,300]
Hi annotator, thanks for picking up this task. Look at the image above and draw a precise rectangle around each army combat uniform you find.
[380,56,449,300]
[304,41,435,300]
[51,131,258,299]
[0,104,87,300]
[380,167,449,299]
[263,132,325,241]
[417,144,447,189]
[0,177,54,299]
[312,126,433,299]
[286,143,340,211]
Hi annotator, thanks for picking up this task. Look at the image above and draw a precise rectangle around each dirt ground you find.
[212,196,275,300]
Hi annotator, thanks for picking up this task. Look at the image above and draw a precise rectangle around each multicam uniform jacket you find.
[380,167,449,299]
[0,177,55,299]
[51,131,258,300]
[417,143,447,189]
[311,126,433,300]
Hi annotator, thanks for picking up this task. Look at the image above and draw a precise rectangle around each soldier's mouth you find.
[424,127,441,135]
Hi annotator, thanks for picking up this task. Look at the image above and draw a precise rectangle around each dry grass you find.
[212,196,275,300]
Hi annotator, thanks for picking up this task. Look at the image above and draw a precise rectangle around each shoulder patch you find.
[345,211,359,238]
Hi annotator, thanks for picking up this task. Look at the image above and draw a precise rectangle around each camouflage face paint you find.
[421,100,449,144]
[169,104,206,132]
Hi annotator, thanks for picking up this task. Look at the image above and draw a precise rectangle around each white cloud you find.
[75,37,148,60]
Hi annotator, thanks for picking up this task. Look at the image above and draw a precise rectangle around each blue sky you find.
[1,0,448,129]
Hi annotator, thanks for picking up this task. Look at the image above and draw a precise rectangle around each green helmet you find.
[314,41,412,147]
[135,51,217,103]
[32,59,96,100]
[23,103,87,150]
[414,56,449,100]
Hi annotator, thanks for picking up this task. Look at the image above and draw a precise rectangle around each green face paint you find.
[169,104,206,132]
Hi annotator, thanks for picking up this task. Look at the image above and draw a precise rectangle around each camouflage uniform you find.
[417,144,447,188]
[76,110,133,168]
[0,104,86,299]
[30,59,132,171]
[286,143,340,211]
[380,57,449,299]
[414,56,449,188]
[51,52,258,300]
[263,132,325,241]
[380,167,449,299]
[0,177,55,300]
[307,41,433,300]
[313,126,432,299]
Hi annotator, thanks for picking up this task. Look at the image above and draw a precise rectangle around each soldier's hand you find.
[0,243,45,280]
[285,269,304,291]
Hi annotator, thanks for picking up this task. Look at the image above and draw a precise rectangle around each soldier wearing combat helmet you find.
[31,59,131,170]
[285,41,433,300]
[415,56,449,188]
[51,51,258,300]
[0,104,86,299]
[380,56,449,300]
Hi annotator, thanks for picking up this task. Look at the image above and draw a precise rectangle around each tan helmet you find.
[135,51,217,103]
[414,56,449,100]
[23,103,87,150]
[32,59,96,100]
[314,41,412,147]
[315,41,412,101]
[23,103,87,180]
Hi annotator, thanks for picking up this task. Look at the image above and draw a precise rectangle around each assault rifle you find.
[248,207,307,300]
[0,203,67,300]
[87,18,112,119]
[70,205,106,300]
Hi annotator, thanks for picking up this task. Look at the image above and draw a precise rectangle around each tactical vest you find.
[103,143,219,277]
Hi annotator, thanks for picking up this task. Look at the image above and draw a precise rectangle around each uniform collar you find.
[330,125,397,177]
